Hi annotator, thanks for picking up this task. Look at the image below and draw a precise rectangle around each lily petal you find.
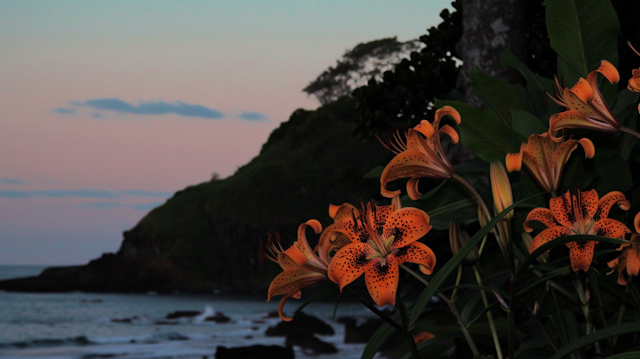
[627,244,640,277]
[550,191,576,228]
[634,211,640,233]
[505,151,523,172]
[568,78,595,104]
[380,149,452,198]
[276,293,298,322]
[549,110,616,142]
[328,242,374,290]
[384,207,432,249]
[529,226,573,253]
[573,189,598,223]
[406,177,422,201]
[593,191,630,221]
[592,218,631,239]
[364,255,400,307]
[366,202,394,236]
[566,240,597,272]
[435,105,461,125]
[590,60,620,84]
[267,268,326,301]
[524,208,557,232]
[394,241,436,275]
[439,125,459,144]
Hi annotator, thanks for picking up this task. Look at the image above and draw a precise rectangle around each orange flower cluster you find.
[266,197,435,317]
[608,212,640,285]
[524,189,630,272]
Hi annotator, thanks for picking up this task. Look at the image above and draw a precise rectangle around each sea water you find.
[0,266,380,359]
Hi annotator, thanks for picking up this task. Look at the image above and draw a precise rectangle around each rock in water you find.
[265,312,334,337]
[215,344,294,359]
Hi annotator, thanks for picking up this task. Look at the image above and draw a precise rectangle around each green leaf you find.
[360,322,396,359]
[406,180,477,230]
[500,49,561,117]
[435,99,527,161]
[469,67,528,126]
[546,0,620,81]
[409,193,541,326]
[399,333,461,359]
[550,323,640,359]
[511,109,547,137]
[604,352,640,359]
[501,49,555,94]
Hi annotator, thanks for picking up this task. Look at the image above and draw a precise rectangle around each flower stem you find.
[620,125,640,141]
[452,173,491,224]
[450,265,463,303]
[473,266,503,359]
[397,296,421,359]
[345,287,403,333]
[400,264,480,356]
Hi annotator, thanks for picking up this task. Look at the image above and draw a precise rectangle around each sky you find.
[0,0,452,265]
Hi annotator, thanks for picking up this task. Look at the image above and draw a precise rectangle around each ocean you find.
[0,265,379,359]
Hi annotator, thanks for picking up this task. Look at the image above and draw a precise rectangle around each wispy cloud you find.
[238,111,267,121]
[0,178,28,185]
[0,189,172,199]
[53,107,77,115]
[67,98,224,119]
[55,98,268,121]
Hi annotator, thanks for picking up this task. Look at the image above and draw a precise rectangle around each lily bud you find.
[449,219,480,265]
[522,232,549,263]
[490,161,513,219]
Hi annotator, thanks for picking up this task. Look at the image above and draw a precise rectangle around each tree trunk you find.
[456,0,528,107]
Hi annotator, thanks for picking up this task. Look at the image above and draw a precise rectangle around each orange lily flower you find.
[265,219,333,321]
[379,106,460,200]
[548,60,621,140]
[327,199,435,306]
[524,189,631,272]
[607,212,640,285]
[626,41,640,92]
[505,132,595,196]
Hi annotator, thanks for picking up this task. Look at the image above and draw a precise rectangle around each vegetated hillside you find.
[117,97,390,289]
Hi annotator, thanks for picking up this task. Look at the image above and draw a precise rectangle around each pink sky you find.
[0,0,452,264]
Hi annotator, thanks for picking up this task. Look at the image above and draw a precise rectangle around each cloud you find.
[0,189,172,199]
[53,107,77,115]
[70,98,224,119]
[0,178,28,185]
[55,98,267,121]
[238,111,267,121]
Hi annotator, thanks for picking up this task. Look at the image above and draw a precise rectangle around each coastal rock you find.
[285,333,338,354]
[265,312,334,337]
[337,316,383,343]
[204,312,231,323]
[165,310,200,319]
[215,344,294,359]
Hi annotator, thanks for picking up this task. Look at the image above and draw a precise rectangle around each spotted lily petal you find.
[384,207,432,249]
[364,255,400,307]
[394,241,436,275]
[529,226,573,253]
[566,240,598,272]
[524,208,557,232]
[328,242,375,290]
